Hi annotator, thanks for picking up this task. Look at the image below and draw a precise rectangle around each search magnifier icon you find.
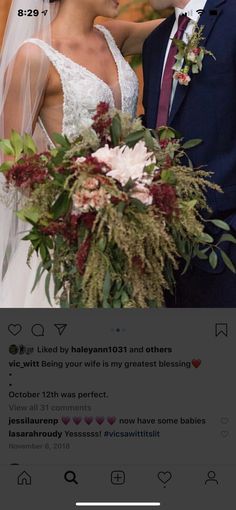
[64,470,78,485]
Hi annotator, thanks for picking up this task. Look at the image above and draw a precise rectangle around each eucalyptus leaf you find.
[209,250,218,269]
[199,232,214,244]
[209,219,230,231]
[182,139,202,149]
[196,249,208,260]
[220,249,236,273]
[45,271,53,306]
[31,261,45,292]
[218,233,236,244]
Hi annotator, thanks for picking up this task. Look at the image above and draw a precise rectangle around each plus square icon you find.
[111,470,125,485]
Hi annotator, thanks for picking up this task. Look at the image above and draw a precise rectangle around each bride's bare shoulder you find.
[14,40,48,68]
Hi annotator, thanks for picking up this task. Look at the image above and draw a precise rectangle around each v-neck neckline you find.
[40,24,123,110]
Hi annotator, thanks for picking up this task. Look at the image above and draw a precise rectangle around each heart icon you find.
[192,359,201,368]
[157,471,172,485]
[84,416,93,425]
[8,324,22,336]
[221,430,229,438]
[61,416,70,425]
[107,416,116,425]
[220,417,229,425]
[96,417,105,425]
[73,417,82,425]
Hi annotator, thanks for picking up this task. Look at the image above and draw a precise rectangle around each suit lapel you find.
[168,0,226,126]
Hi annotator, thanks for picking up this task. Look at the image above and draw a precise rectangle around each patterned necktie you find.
[156,14,190,128]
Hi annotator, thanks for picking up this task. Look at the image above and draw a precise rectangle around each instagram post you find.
[0,0,236,509]
[1,309,236,509]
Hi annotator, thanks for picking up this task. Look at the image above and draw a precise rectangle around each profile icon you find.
[205,471,219,485]
[9,344,18,355]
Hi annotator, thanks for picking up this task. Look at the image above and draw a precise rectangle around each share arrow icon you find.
[54,323,67,336]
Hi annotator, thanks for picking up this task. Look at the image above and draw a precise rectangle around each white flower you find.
[92,141,155,186]
[187,51,198,63]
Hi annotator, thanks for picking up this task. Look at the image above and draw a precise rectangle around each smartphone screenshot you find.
[0,0,235,509]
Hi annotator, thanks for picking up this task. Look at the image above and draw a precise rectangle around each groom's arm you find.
[103,19,164,56]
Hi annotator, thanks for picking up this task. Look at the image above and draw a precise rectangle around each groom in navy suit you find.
[142,0,236,307]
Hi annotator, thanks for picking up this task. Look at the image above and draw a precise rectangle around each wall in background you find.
[0,0,11,45]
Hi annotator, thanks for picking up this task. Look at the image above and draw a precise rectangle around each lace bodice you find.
[23,25,139,146]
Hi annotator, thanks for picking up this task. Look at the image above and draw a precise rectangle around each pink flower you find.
[130,184,153,206]
[173,71,191,86]
[73,187,111,213]
[83,177,100,190]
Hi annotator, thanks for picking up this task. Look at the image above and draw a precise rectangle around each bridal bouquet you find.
[1,103,235,307]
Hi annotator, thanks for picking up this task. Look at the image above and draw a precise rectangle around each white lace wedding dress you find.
[0,25,139,308]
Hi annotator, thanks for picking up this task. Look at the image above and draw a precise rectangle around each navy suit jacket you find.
[142,0,236,238]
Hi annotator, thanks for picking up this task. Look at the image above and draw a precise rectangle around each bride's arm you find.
[1,43,47,142]
[102,19,164,56]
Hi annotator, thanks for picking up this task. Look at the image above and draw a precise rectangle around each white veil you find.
[0,0,60,281]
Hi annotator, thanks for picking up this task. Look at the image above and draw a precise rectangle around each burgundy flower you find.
[80,212,97,229]
[41,221,64,237]
[92,102,112,143]
[41,214,79,244]
[6,154,48,190]
[82,156,111,175]
[110,196,121,205]
[76,235,92,275]
[159,139,169,149]
[150,183,178,217]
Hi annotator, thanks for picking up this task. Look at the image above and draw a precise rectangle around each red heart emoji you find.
[84,416,93,425]
[96,417,105,425]
[73,417,82,425]
[61,416,70,425]
[192,359,201,368]
[107,416,116,425]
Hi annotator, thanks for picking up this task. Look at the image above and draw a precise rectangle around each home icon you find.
[17,471,32,486]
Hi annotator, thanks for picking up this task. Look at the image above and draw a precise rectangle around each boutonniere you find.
[172,23,216,86]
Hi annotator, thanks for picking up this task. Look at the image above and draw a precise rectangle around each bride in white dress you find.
[0,0,162,307]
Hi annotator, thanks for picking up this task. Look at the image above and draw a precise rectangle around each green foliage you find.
[2,106,236,308]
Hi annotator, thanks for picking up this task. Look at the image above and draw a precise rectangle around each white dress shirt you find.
[161,0,207,111]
